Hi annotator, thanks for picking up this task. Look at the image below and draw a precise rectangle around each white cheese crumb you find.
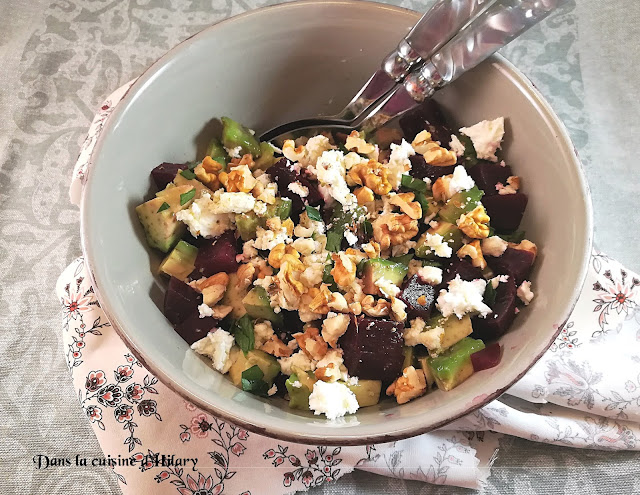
[308,381,359,420]
[436,275,492,319]
[314,150,357,209]
[288,181,309,198]
[316,349,345,382]
[403,317,444,351]
[344,230,358,246]
[482,236,508,257]
[175,192,233,238]
[417,266,443,285]
[198,303,214,318]
[291,380,302,388]
[253,225,292,251]
[449,134,466,156]
[375,278,401,298]
[253,321,275,348]
[267,384,278,396]
[210,190,256,214]
[490,274,510,289]
[517,280,534,305]
[278,351,316,376]
[388,139,415,189]
[304,135,334,167]
[253,200,267,215]
[419,232,453,258]
[190,329,235,373]
[224,146,242,158]
[460,117,505,162]
[447,165,476,196]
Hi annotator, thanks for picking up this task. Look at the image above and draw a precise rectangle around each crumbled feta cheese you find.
[346,376,359,386]
[225,145,242,158]
[304,135,333,167]
[308,381,359,420]
[291,380,302,388]
[253,225,292,250]
[344,230,358,246]
[375,278,401,298]
[419,232,453,258]
[267,384,278,396]
[417,266,443,285]
[517,280,534,305]
[316,349,345,382]
[198,303,214,318]
[242,240,258,258]
[210,190,256,214]
[253,200,267,215]
[175,192,233,238]
[314,150,357,209]
[191,329,235,373]
[300,262,324,287]
[278,351,316,376]
[490,274,510,289]
[343,151,368,170]
[321,313,350,348]
[449,134,466,156]
[460,117,505,162]
[447,165,475,196]
[388,139,415,189]
[436,275,492,319]
[403,317,444,351]
[254,321,275,348]
[288,181,309,198]
[482,236,508,257]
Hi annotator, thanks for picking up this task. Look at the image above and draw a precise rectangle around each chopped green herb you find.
[459,134,478,168]
[322,254,339,291]
[401,174,428,194]
[241,365,269,397]
[305,205,322,222]
[484,282,497,306]
[230,314,254,354]
[498,230,526,243]
[421,260,442,268]
[156,202,170,213]
[488,226,496,237]
[179,188,196,206]
[180,169,197,180]
[363,220,373,238]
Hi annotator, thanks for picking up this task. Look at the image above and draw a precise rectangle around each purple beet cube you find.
[339,316,405,385]
[174,314,219,345]
[151,162,189,190]
[472,276,517,340]
[487,247,535,285]
[469,161,513,196]
[482,193,528,232]
[164,277,202,325]
[193,230,239,278]
[269,158,322,215]
[399,99,454,146]
[409,155,456,181]
[399,275,436,320]
[439,258,484,290]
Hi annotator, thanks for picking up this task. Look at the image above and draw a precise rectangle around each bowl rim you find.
[81,0,594,445]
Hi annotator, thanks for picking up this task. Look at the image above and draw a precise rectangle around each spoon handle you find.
[336,0,496,121]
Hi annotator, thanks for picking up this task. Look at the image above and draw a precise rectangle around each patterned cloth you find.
[55,82,640,494]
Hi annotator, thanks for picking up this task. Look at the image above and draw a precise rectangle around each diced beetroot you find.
[471,342,502,371]
[280,309,305,334]
[399,275,436,319]
[439,258,484,290]
[469,161,512,196]
[193,231,239,278]
[151,162,188,190]
[472,276,517,340]
[174,314,218,345]
[339,315,405,385]
[269,158,322,215]
[409,155,456,181]
[399,99,454,145]
[482,193,528,232]
[487,247,535,285]
[164,277,202,325]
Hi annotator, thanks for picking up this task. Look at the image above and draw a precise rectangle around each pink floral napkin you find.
[58,83,640,494]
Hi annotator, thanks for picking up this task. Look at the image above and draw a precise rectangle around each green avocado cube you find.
[135,197,186,253]
[221,117,261,157]
[345,379,382,407]
[361,258,408,294]
[242,287,283,326]
[426,314,474,355]
[229,349,280,387]
[285,374,312,410]
[427,337,485,391]
[158,240,198,281]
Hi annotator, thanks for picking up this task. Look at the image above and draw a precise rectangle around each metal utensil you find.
[260,0,566,144]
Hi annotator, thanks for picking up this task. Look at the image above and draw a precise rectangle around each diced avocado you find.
[285,374,311,410]
[291,366,317,391]
[345,379,382,407]
[159,240,198,281]
[221,273,249,319]
[390,253,414,267]
[173,172,213,198]
[242,287,283,326]
[417,356,436,389]
[221,117,261,157]
[427,337,485,391]
[415,221,463,259]
[265,198,293,220]
[414,193,440,221]
[204,137,229,166]
[254,142,276,170]
[362,258,408,294]
[325,204,366,252]
[425,314,473,355]
[402,346,416,370]
[438,186,484,224]
[135,196,187,253]
[235,212,261,241]
[229,349,280,387]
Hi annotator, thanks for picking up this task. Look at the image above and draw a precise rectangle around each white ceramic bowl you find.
[82,0,592,444]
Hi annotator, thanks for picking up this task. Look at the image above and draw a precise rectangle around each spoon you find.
[260,0,566,145]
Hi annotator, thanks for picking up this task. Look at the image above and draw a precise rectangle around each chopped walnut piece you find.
[305,286,331,315]
[354,186,375,205]
[282,139,306,162]
[321,313,351,348]
[498,176,521,195]
[327,292,349,313]
[207,305,233,319]
[509,239,538,260]
[361,241,381,259]
[268,243,300,269]
[389,192,422,220]
[386,366,427,404]
[293,326,328,361]
[457,240,487,270]
[219,164,256,193]
[372,213,419,250]
[412,130,457,166]
[345,130,376,155]
[331,253,357,288]
[361,295,390,317]
[457,205,491,239]
[261,334,292,358]
[347,160,392,195]
[236,263,256,288]
[191,272,229,291]
[348,302,362,315]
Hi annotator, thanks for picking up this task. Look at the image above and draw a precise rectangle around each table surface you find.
[1,0,639,493]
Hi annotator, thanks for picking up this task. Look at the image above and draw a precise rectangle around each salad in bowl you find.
[135,103,537,420]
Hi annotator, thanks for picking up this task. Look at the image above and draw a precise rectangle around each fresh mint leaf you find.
[401,174,428,194]
[305,205,322,222]
[179,188,196,206]
[498,230,526,243]
[180,169,197,180]
[458,134,478,168]
[484,282,497,306]
[157,202,170,213]
[241,365,269,397]
[231,314,254,354]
